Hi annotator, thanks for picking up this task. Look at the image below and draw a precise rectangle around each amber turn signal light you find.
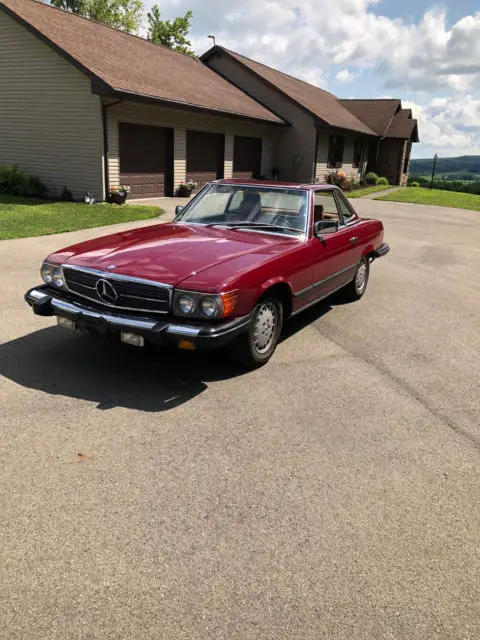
[178,340,196,351]
[221,291,238,317]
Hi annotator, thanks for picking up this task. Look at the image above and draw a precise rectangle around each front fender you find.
[258,276,293,295]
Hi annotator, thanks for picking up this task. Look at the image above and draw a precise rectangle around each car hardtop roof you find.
[213,179,339,191]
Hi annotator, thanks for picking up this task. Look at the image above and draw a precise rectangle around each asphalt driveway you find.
[0,200,479,639]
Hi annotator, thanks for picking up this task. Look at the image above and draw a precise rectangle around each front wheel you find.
[339,257,370,302]
[231,297,283,369]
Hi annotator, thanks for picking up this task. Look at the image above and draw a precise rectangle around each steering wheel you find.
[271,213,293,228]
[225,211,245,222]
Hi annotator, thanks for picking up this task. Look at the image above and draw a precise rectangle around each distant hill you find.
[410,155,480,179]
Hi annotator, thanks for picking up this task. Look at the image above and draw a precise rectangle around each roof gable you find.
[339,99,401,136]
[0,0,284,124]
[202,47,376,136]
[386,109,419,142]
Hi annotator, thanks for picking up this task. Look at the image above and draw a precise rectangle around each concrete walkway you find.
[360,186,401,199]
[129,196,191,221]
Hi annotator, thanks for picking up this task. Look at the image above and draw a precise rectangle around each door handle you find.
[349,236,359,244]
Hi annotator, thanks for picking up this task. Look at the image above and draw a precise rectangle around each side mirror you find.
[175,205,184,217]
[314,219,338,238]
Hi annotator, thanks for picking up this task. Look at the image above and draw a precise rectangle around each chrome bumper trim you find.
[30,289,50,301]
[166,324,201,337]
[51,296,158,330]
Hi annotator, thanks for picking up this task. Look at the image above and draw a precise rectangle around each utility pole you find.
[430,153,438,189]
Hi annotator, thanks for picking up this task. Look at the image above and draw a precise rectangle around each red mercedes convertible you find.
[25,180,389,368]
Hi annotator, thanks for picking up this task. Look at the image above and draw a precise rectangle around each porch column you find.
[174,128,186,193]
[224,134,234,179]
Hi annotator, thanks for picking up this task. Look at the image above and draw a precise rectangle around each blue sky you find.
[149,0,480,159]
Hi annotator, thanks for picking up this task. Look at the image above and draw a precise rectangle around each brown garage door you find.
[233,136,262,179]
[119,122,173,198]
[186,130,225,189]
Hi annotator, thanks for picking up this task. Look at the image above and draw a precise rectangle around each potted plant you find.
[108,185,130,205]
[176,178,198,197]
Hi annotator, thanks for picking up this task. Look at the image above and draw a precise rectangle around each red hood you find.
[49,223,298,288]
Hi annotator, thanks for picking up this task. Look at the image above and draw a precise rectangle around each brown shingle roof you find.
[386,110,419,142]
[0,0,284,124]
[339,99,401,136]
[204,47,376,136]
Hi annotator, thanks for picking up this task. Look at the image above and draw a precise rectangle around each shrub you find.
[18,175,47,197]
[0,164,47,197]
[346,177,360,192]
[60,186,74,202]
[377,177,389,186]
[410,181,420,188]
[365,172,379,186]
[325,171,349,191]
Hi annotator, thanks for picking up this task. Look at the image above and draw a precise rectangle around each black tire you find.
[339,257,370,302]
[231,297,283,369]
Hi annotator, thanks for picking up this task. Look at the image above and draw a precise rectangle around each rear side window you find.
[313,191,340,223]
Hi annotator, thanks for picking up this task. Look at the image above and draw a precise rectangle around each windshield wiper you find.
[205,222,303,234]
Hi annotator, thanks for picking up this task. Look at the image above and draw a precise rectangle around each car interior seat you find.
[239,193,262,221]
[313,204,324,222]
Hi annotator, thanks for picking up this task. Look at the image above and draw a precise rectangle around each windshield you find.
[177,184,309,236]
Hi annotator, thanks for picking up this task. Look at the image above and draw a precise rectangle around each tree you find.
[50,0,144,33]
[50,0,88,13]
[147,6,195,56]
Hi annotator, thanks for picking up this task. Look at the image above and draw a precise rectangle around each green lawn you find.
[348,185,394,198]
[375,187,480,211]
[0,195,164,240]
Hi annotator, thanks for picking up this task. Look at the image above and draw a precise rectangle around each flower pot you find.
[109,190,127,205]
[176,186,193,198]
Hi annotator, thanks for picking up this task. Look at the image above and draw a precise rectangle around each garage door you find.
[119,123,173,198]
[233,136,262,179]
[186,131,225,189]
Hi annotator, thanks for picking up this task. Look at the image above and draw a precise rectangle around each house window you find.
[353,138,366,168]
[403,141,412,174]
[328,134,345,168]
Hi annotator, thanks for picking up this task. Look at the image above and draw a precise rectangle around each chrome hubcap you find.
[355,263,367,293]
[253,302,277,354]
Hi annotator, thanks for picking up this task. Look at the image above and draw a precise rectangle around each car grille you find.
[63,267,171,314]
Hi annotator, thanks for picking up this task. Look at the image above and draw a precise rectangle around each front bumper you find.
[25,286,251,350]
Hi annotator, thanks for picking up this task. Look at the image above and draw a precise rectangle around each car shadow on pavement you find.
[0,301,335,412]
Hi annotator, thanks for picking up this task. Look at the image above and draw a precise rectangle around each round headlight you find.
[178,295,196,315]
[200,297,220,318]
[41,263,54,284]
[52,267,65,288]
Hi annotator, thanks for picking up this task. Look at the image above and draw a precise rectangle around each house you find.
[340,99,419,186]
[0,0,418,201]
[0,0,284,200]
[201,47,376,184]
[202,48,419,187]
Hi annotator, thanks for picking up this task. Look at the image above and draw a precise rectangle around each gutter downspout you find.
[102,98,123,201]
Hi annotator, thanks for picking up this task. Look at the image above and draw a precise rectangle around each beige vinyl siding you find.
[315,133,366,183]
[0,11,103,200]
[107,101,276,191]
[206,53,317,183]
[224,134,234,179]
[173,128,187,188]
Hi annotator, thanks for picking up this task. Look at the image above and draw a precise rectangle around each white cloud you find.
[336,68,358,83]
[404,97,480,155]
[160,0,480,93]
